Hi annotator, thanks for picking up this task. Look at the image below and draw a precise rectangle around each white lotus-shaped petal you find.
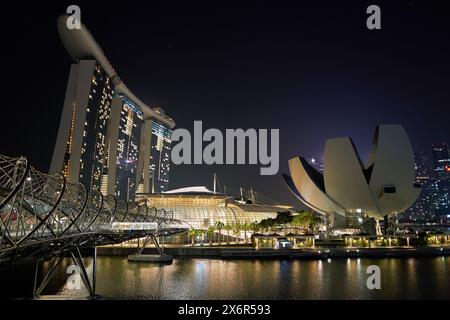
[283,125,420,219]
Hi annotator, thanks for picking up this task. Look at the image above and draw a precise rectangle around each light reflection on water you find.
[50,256,450,300]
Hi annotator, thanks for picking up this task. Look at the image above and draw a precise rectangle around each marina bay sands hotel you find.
[50,16,176,202]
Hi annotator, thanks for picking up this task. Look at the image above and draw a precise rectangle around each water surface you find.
[45,256,450,299]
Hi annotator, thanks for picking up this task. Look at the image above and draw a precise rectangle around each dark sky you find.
[1,1,449,206]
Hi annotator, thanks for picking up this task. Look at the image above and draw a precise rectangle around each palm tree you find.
[206,227,215,245]
[242,222,250,243]
[196,229,205,246]
[224,224,233,245]
[215,221,225,245]
[234,222,242,243]
[188,228,197,246]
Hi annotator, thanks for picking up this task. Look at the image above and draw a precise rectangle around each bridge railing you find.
[0,155,187,268]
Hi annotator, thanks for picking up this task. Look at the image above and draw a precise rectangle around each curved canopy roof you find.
[163,186,215,195]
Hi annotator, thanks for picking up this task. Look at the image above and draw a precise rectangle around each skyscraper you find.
[105,96,143,202]
[50,15,175,202]
[432,143,450,178]
[149,111,173,193]
[403,152,433,221]
[50,60,113,193]
[431,143,450,217]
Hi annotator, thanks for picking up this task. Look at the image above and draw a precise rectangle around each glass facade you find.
[80,64,113,192]
[140,194,280,229]
[403,152,433,221]
[114,97,143,202]
[431,143,450,217]
[54,16,178,202]
[62,63,113,193]
[149,120,172,193]
[402,145,450,222]
[62,102,77,179]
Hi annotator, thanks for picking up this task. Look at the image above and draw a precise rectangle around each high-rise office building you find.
[432,143,450,178]
[414,152,433,183]
[431,143,450,217]
[403,152,433,221]
[50,16,176,202]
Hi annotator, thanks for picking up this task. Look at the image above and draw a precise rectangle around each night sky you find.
[1,1,449,206]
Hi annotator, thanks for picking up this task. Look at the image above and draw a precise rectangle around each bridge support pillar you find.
[71,246,98,299]
[32,248,99,299]
[92,246,97,296]
[127,235,173,263]
[153,235,163,255]
[33,255,64,298]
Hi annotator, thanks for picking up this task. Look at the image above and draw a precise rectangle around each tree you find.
[206,227,215,245]
[259,219,268,232]
[234,222,242,243]
[215,221,225,245]
[307,213,322,233]
[292,211,321,233]
[250,221,260,234]
[292,213,308,230]
[224,224,233,245]
[188,229,197,246]
[196,229,205,246]
[242,222,250,243]
[259,218,275,232]
[275,212,293,225]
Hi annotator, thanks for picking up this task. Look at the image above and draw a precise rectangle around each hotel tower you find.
[50,16,175,202]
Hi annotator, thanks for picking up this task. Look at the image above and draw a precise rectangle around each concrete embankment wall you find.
[98,246,450,260]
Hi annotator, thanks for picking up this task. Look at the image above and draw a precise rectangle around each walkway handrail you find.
[0,155,188,270]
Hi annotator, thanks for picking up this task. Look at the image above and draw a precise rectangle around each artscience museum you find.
[283,125,421,235]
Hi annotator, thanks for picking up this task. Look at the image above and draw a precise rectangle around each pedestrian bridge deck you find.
[0,155,188,270]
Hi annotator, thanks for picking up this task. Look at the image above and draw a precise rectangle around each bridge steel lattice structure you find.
[0,155,188,297]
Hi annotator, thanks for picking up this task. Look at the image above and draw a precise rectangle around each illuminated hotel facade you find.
[50,16,175,202]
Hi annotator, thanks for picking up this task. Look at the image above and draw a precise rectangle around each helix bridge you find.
[0,155,189,297]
